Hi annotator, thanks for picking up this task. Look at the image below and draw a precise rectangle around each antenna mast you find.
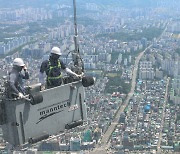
[73,0,78,52]
[72,0,84,73]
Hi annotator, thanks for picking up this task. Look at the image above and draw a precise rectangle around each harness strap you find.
[47,60,62,85]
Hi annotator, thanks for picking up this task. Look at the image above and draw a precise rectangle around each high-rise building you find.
[119,113,126,123]
[155,69,163,79]
[141,38,148,48]
[38,141,60,151]
[0,45,5,55]
[70,137,81,151]
[83,129,92,142]
[129,55,132,63]
[118,53,122,64]
[124,58,128,66]
[59,144,69,151]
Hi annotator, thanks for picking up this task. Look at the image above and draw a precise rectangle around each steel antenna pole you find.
[72,0,84,73]
[73,0,79,53]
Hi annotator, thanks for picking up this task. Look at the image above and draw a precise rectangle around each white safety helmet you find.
[51,47,62,56]
[13,58,25,67]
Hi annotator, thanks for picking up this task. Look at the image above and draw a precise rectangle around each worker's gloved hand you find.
[80,72,84,77]
[23,65,27,71]
[41,84,46,91]
[75,74,82,79]
[18,92,24,98]
[77,72,85,78]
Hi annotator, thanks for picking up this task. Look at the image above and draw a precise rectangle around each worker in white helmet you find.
[8,58,29,98]
[39,46,81,89]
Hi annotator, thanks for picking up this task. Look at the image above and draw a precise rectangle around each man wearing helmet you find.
[8,58,29,98]
[39,46,81,88]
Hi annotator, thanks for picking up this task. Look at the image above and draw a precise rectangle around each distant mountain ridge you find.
[80,0,180,8]
[0,0,179,8]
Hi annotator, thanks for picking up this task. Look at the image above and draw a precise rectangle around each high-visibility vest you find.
[47,60,62,85]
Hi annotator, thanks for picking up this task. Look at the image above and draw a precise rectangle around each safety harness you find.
[47,60,62,85]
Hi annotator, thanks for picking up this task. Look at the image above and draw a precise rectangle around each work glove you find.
[75,73,83,79]
[41,84,46,91]
[18,92,24,98]
[80,72,84,77]
[23,65,27,71]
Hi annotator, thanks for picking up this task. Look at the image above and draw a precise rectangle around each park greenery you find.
[26,22,48,34]
[0,25,23,43]
[175,48,180,56]
[40,17,66,28]
[96,27,163,41]
[0,39,37,59]
[104,28,163,95]
[0,15,98,43]
[105,76,131,94]
[0,23,47,43]
[77,17,99,26]
[111,49,142,65]
[1,25,24,33]
[110,51,119,64]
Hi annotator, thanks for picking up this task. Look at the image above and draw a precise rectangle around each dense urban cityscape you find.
[0,0,180,153]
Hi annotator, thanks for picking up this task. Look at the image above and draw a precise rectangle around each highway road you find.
[90,44,152,154]
[91,24,168,154]
[157,77,170,153]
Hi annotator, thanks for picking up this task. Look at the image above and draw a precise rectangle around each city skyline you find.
[0,0,179,153]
